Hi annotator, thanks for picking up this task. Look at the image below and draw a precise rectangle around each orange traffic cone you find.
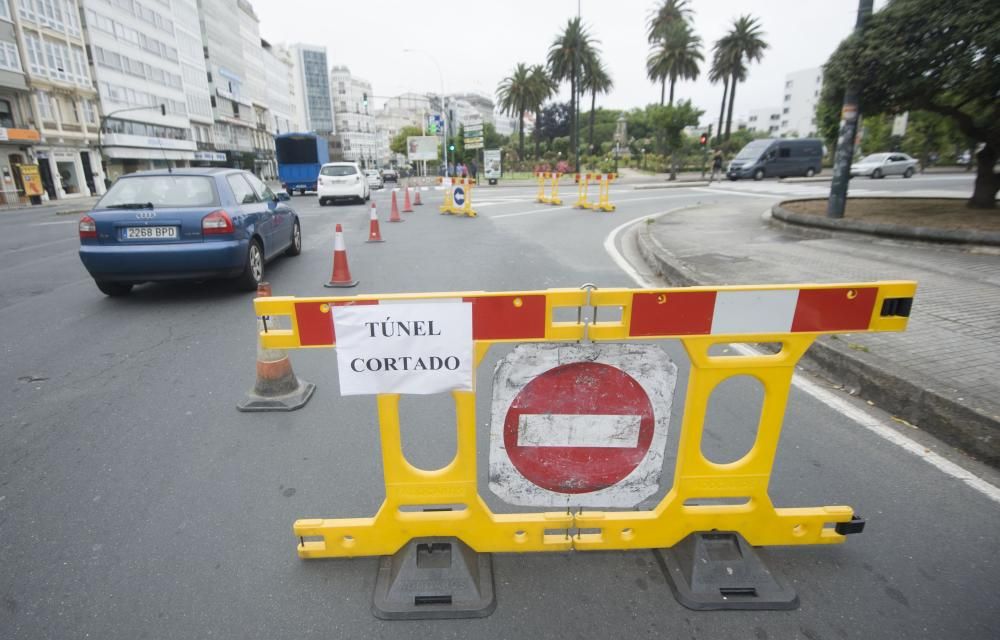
[324,223,359,288]
[402,186,414,212]
[413,187,423,206]
[389,190,404,222]
[366,202,384,243]
[237,282,316,412]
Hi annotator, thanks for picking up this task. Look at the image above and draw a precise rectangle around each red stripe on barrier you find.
[466,295,547,340]
[791,287,878,332]
[295,302,334,346]
[629,291,717,336]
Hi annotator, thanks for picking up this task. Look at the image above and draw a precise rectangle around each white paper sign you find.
[333,302,473,395]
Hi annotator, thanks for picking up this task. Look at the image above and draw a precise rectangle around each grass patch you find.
[782,198,1000,232]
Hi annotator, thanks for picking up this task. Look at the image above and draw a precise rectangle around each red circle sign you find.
[502,361,655,494]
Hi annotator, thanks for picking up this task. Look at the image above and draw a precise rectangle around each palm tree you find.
[580,53,613,153]
[527,65,556,160]
[646,21,703,106]
[709,45,744,145]
[646,0,692,42]
[718,15,768,140]
[496,63,533,159]
[548,17,595,170]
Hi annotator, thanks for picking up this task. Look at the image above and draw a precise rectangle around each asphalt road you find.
[1,174,998,639]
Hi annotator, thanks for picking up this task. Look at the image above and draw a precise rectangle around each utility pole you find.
[827,0,874,219]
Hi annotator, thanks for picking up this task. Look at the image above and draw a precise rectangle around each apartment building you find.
[0,0,40,203]
[329,65,374,167]
[747,107,781,135]
[289,44,332,135]
[81,0,197,182]
[780,67,823,138]
[13,0,102,199]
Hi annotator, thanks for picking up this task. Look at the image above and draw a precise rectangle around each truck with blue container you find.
[275,133,329,195]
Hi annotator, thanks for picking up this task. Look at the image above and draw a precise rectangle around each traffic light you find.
[699,133,708,146]
[449,144,455,151]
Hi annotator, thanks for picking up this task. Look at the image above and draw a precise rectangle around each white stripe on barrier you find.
[517,414,642,448]
[712,289,799,335]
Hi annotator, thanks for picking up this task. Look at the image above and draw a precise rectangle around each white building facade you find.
[81,0,196,182]
[330,65,375,167]
[0,0,40,204]
[747,107,781,136]
[780,67,823,138]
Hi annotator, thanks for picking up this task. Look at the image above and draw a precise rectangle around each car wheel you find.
[299,189,306,196]
[872,168,883,179]
[285,220,302,256]
[286,188,293,197]
[365,189,370,202]
[319,197,327,206]
[95,281,133,297]
[805,167,816,177]
[753,168,765,181]
[904,167,914,178]
[235,239,264,291]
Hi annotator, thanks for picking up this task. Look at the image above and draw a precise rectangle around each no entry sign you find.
[489,343,676,508]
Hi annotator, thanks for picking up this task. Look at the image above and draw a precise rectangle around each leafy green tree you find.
[821,0,1000,208]
[527,65,556,160]
[580,54,613,153]
[390,125,425,156]
[646,21,703,106]
[716,15,768,140]
[548,17,596,170]
[496,63,533,160]
[648,100,703,179]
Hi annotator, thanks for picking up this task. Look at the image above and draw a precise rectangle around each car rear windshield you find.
[320,165,357,176]
[98,176,219,208]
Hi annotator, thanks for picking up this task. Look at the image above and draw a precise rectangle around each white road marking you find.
[32,220,80,226]
[491,193,695,220]
[604,212,1000,505]
[518,414,642,448]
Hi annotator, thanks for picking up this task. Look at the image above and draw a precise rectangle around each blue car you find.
[79,168,301,296]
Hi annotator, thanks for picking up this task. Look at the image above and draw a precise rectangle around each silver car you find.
[850,152,920,179]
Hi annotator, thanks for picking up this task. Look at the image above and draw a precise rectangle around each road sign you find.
[453,185,465,206]
[464,139,484,150]
[489,343,676,507]
[407,136,439,161]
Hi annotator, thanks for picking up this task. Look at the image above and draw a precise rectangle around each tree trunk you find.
[570,72,577,170]
[660,78,665,106]
[669,76,675,106]
[588,89,597,155]
[518,106,525,160]
[534,108,542,160]
[968,142,999,209]
[716,77,728,146]
[725,74,737,141]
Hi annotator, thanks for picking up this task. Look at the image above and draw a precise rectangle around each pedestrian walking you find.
[469,159,478,182]
[447,161,454,177]
[710,150,724,183]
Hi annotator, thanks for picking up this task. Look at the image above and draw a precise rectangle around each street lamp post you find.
[402,49,447,172]
[98,103,167,187]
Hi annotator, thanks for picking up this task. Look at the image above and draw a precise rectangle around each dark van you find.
[727,138,824,180]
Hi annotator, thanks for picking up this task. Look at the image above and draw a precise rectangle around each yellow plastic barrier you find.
[548,172,563,205]
[253,282,917,558]
[594,173,616,211]
[535,172,549,203]
[574,173,593,209]
[438,181,453,214]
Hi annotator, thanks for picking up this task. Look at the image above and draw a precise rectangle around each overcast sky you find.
[254,0,888,124]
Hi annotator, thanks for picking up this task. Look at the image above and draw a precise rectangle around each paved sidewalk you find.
[637,200,1000,466]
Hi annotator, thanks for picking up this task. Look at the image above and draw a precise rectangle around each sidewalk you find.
[0,195,99,216]
[637,200,1000,467]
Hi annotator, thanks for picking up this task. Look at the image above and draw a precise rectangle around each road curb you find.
[636,210,1000,468]
[779,176,831,183]
[771,199,1000,247]
[633,181,710,190]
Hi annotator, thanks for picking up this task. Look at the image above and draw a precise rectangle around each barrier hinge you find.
[834,515,865,535]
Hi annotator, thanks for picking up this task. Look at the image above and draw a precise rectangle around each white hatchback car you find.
[317,162,370,205]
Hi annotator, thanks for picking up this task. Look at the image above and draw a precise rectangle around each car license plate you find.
[123,226,177,240]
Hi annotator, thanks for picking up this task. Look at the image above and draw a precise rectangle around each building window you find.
[781,120,788,127]
[782,107,789,114]
[0,98,13,127]
[81,98,95,124]
[785,80,792,88]
[0,40,20,72]
[784,94,791,102]
[36,90,53,121]
[0,0,10,21]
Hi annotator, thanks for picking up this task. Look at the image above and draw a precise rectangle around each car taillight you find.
[202,209,234,234]
[79,215,97,239]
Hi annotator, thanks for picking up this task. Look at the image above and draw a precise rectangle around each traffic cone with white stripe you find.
[237,282,316,412]
[402,186,414,212]
[367,202,384,243]
[389,190,404,223]
[324,223,359,288]
[413,187,423,206]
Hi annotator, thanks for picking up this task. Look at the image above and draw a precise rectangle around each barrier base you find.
[372,537,496,620]
[655,532,799,611]
[236,379,315,412]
